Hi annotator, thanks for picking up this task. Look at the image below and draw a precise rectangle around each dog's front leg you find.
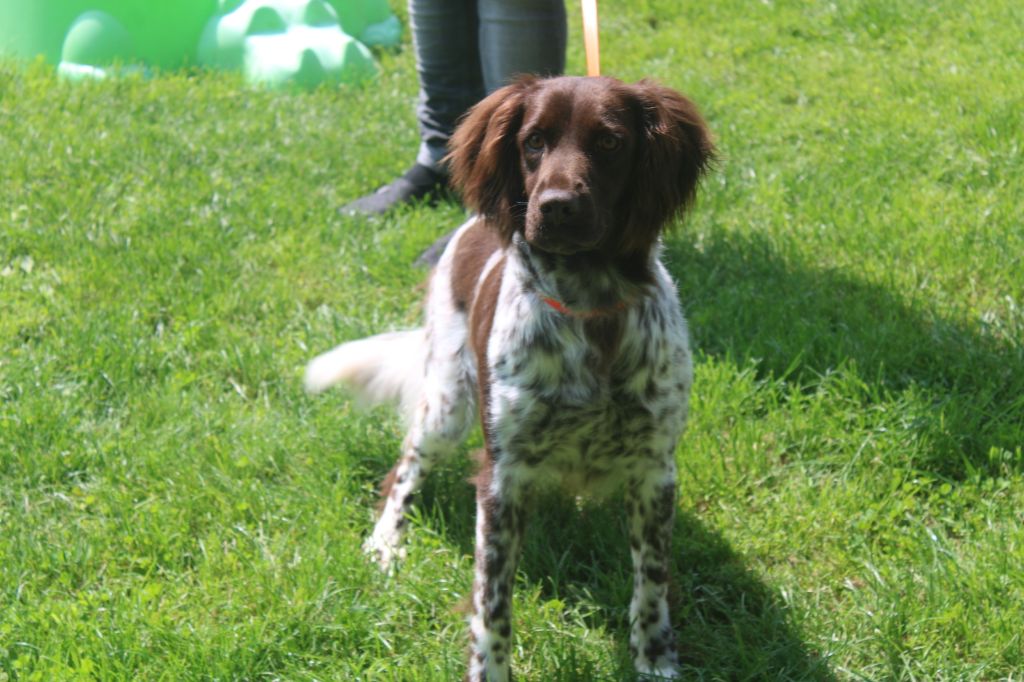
[627,474,680,679]
[467,459,525,682]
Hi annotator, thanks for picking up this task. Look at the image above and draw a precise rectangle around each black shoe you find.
[340,163,448,216]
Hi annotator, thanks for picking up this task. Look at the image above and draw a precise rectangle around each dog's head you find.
[448,76,715,259]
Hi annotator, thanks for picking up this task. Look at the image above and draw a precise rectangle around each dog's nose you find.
[538,189,581,226]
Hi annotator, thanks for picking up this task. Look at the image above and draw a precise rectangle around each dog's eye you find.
[524,133,545,153]
[596,134,621,152]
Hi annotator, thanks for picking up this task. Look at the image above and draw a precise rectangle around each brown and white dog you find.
[306,75,714,680]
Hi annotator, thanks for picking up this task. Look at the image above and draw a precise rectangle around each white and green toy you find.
[198,0,379,87]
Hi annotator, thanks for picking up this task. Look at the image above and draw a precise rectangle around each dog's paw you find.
[362,532,405,572]
[635,660,680,680]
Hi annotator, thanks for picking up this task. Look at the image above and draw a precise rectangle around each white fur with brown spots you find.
[306,76,715,680]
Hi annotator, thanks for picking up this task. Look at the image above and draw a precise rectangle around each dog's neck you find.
[511,233,657,313]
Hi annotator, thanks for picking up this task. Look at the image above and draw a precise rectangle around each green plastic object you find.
[197,0,377,88]
[0,1,216,68]
[60,11,134,66]
[0,0,399,87]
[332,0,400,47]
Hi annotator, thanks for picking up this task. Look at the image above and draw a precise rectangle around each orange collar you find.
[541,295,628,318]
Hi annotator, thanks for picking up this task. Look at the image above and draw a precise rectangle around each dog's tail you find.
[304,329,426,421]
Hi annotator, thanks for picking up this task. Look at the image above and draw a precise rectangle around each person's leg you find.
[478,0,566,94]
[411,0,485,170]
[342,0,483,216]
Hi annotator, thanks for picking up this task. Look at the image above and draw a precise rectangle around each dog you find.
[306,75,714,680]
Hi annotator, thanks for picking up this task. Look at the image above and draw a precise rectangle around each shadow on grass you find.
[417,469,833,680]
[524,500,835,680]
[664,230,1024,479]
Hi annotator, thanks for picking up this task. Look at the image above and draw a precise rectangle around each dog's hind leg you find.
[363,319,477,570]
[361,218,482,570]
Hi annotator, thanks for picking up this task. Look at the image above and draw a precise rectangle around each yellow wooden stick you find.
[581,0,600,76]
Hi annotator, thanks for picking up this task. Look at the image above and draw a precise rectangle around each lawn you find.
[1,0,1022,679]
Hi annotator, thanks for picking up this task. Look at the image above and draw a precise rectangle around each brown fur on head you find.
[446,76,538,243]
[446,76,715,261]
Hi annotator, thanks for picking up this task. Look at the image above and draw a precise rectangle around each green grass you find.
[1,0,1022,679]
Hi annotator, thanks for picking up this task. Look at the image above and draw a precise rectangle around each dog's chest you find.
[485,291,692,495]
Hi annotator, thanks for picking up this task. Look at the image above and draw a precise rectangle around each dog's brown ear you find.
[621,81,715,253]
[447,77,537,244]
